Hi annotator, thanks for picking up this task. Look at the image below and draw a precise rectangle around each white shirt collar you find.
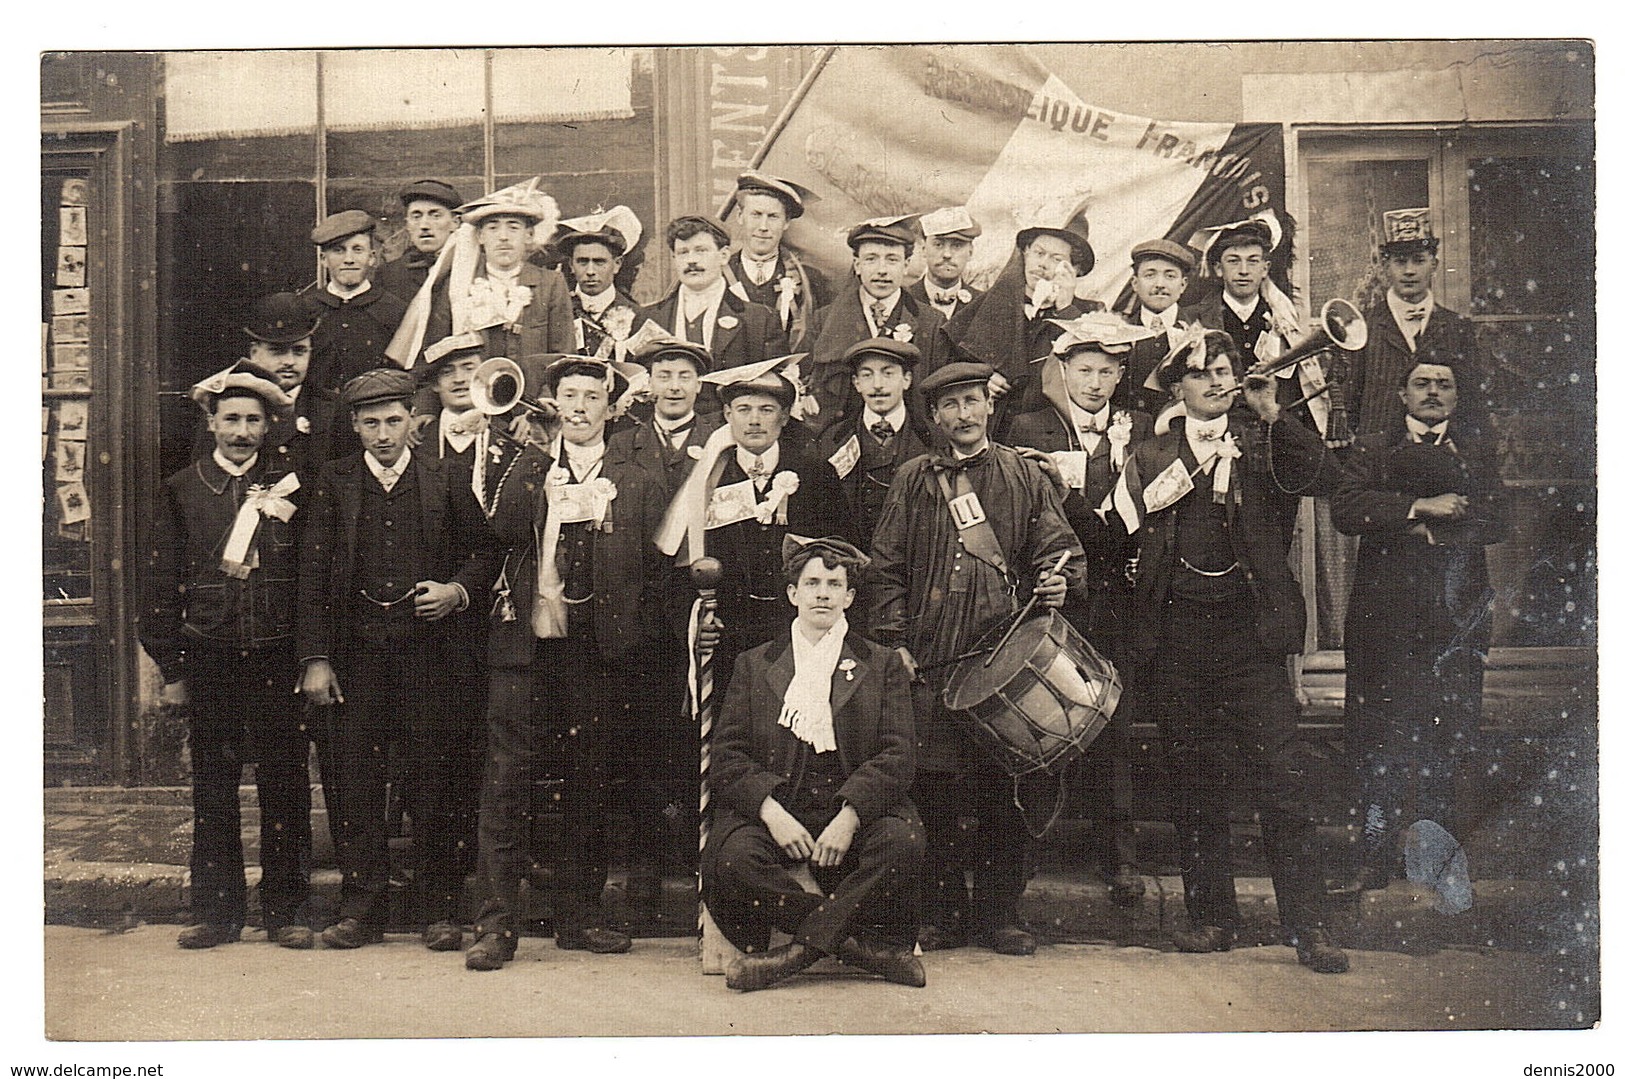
[1068,399,1111,440]
[484,262,524,284]
[577,286,617,316]
[1140,302,1178,329]
[212,449,258,477]
[1184,414,1231,465]
[736,442,781,478]
[654,410,697,432]
[560,437,606,480]
[1387,288,1435,345]
[680,277,727,313]
[1223,292,1260,321]
[952,439,991,460]
[365,447,411,481]
[326,278,371,301]
[1405,414,1450,442]
[861,402,907,432]
[439,407,482,454]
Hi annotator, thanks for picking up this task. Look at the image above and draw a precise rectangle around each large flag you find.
[754,46,1288,308]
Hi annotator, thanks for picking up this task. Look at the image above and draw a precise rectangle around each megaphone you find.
[469,357,558,421]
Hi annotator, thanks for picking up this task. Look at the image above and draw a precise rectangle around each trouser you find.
[475,634,621,940]
[912,767,1031,937]
[705,814,924,955]
[623,637,699,875]
[1152,596,1327,933]
[1348,647,1483,869]
[325,644,468,926]
[186,640,312,929]
[1067,578,1140,870]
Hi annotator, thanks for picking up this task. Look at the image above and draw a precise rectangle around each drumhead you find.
[944,611,1059,710]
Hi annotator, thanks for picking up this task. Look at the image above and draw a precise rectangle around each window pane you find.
[1469,154,1596,318]
[1305,156,1429,311]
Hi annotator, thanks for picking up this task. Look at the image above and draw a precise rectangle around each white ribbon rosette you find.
[755,471,799,525]
[532,460,619,639]
[466,277,533,333]
[1107,411,1134,470]
[891,322,913,344]
[220,473,300,579]
[774,274,799,325]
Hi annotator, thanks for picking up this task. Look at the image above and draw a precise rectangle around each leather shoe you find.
[977,925,1037,956]
[1108,864,1146,908]
[555,926,632,954]
[422,922,464,951]
[838,937,926,987]
[916,925,966,952]
[1294,928,1350,974]
[1171,925,1235,953]
[268,924,315,950]
[725,942,821,992]
[465,932,517,971]
[177,923,239,950]
[321,917,383,949]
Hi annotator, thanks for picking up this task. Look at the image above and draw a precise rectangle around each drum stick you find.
[983,549,1071,668]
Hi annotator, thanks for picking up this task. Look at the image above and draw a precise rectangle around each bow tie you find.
[1077,413,1110,434]
[1401,305,1428,323]
[870,419,895,444]
[447,413,488,438]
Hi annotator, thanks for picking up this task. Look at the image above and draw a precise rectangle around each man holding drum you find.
[868,361,1084,956]
[1113,327,1349,973]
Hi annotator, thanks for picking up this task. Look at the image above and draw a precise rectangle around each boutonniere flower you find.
[957,288,973,304]
[891,323,914,344]
[295,415,311,435]
[603,306,636,341]
[687,444,704,460]
[755,470,800,524]
[838,656,856,681]
[585,476,618,531]
[717,314,739,331]
[775,276,800,300]
[547,464,572,487]
[1107,411,1133,468]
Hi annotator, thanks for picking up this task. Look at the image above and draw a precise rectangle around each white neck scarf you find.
[577,287,617,316]
[778,615,847,754]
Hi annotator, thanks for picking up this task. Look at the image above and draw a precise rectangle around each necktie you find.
[657,416,695,450]
[377,467,398,493]
[1146,313,1165,332]
[870,301,888,331]
[870,419,895,445]
[745,258,772,286]
[683,309,705,343]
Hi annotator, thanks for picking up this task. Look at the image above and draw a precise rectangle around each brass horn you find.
[469,357,557,420]
[1248,297,1367,381]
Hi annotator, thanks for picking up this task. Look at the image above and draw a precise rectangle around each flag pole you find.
[716,47,838,222]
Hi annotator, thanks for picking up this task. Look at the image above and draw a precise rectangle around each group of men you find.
[140,165,1502,992]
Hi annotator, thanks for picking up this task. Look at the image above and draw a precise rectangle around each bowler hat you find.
[244,292,321,344]
[399,179,464,211]
[1016,225,1094,277]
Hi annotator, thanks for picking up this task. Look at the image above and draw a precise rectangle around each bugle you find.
[469,357,559,421]
[1244,297,1367,382]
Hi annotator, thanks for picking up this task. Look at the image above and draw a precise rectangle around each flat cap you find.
[244,292,320,344]
[917,361,996,404]
[311,209,378,247]
[640,340,711,374]
[841,337,921,370]
[781,533,872,575]
[399,179,464,211]
[846,215,919,254]
[919,206,982,241]
[1016,224,1094,276]
[188,366,293,415]
[1130,238,1197,275]
[733,170,815,219]
[340,367,417,409]
[718,370,797,409]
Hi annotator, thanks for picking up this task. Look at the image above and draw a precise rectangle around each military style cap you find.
[919,206,982,241]
[459,177,559,227]
[537,354,645,399]
[1016,224,1095,277]
[732,170,816,220]
[554,204,643,258]
[340,367,417,410]
[244,292,320,344]
[311,209,378,247]
[781,533,872,574]
[1199,217,1276,269]
[665,214,731,250]
[188,366,293,415]
[846,215,919,255]
[399,179,464,211]
[640,340,712,374]
[841,337,921,370]
[1130,238,1197,276]
[916,361,996,404]
[1380,207,1440,256]
[422,331,484,371]
[718,369,797,409]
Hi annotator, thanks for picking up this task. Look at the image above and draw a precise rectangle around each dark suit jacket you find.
[1182,290,1274,378]
[191,378,352,480]
[303,285,410,392]
[374,249,436,302]
[803,286,947,437]
[642,284,790,373]
[709,630,918,853]
[417,262,575,370]
[1347,299,1484,441]
[1332,425,1505,695]
[1127,410,1337,665]
[483,436,668,667]
[811,405,934,553]
[725,249,829,351]
[295,451,499,662]
[905,279,980,323]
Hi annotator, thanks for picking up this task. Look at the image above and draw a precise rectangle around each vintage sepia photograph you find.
[33,30,1601,1074]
